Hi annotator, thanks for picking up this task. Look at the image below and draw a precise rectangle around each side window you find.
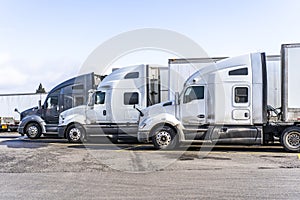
[75,96,84,106]
[45,96,59,111]
[229,68,248,76]
[95,91,105,105]
[63,95,73,110]
[124,72,139,79]
[183,86,204,104]
[72,84,84,90]
[235,87,248,103]
[44,89,60,109]
[124,92,139,105]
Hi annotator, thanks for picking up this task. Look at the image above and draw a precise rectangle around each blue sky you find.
[0,0,300,93]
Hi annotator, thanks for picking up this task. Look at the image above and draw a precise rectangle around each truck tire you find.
[281,127,300,152]
[25,122,42,139]
[152,125,178,150]
[66,124,85,143]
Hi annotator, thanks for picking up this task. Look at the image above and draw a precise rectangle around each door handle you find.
[244,112,249,118]
[103,110,106,116]
[197,114,205,118]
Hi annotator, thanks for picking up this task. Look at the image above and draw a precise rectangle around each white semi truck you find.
[137,44,300,152]
[58,64,169,142]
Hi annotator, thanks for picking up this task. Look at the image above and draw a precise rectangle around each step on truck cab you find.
[17,73,101,139]
[137,44,300,152]
[58,64,169,142]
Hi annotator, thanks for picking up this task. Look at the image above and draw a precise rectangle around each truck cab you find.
[58,64,169,142]
[138,53,268,149]
[18,73,101,138]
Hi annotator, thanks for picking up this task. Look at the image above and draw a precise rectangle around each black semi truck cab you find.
[17,73,102,138]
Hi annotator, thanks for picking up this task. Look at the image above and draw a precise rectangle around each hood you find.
[60,105,88,117]
[20,106,39,120]
[141,101,175,118]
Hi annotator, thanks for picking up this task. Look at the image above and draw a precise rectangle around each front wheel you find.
[66,124,85,143]
[25,122,42,139]
[152,125,178,150]
[281,127,300,152]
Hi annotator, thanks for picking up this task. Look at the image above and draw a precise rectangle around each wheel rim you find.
[27,125,38,137]
[155,131,172,147]
[69,128,81,141]
[285,131,300,149]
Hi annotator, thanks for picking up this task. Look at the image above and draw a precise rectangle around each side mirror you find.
[38,100,42,109]
[88,92,95,107]
[175,92,180,105]
[133,104,144,117]
[88,99,94,107]
[14,108,20,114]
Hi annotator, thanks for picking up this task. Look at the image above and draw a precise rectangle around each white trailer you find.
[58,64,169,142]
[0,93,47,131]
[168,57,226,101]
[137,44,300,152]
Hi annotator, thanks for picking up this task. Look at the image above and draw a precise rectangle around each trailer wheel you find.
[152,125,178,150]
[25,122,42,139]
[66,124,85,143]
[281,127,300,152]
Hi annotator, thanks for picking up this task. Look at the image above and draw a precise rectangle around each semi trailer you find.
[17,73,102,138]
[137,43,300,152]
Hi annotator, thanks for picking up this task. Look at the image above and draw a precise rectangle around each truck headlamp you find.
[139,118,151,129]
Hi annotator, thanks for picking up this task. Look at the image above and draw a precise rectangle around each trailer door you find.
[180,85,206,129]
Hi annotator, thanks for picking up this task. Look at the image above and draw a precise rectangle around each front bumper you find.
[57,125,67,138]
[17,122,25,135]
[137,130,150,143]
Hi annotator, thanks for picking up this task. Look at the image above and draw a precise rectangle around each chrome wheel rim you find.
[27,125,38,137]
[155,131,171,147]
[286,131,300,148]
[69,128,81,141]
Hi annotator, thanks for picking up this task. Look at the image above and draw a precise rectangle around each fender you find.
[59,105,90,138]
[140,112,186,142]
[18,115,46,134]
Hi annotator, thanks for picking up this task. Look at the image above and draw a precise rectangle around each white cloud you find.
[0,54,81,94]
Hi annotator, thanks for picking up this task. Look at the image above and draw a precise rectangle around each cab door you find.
[86,90,107,123]
[180,85,206,129]
[43,94,60,124]
[232,85,252,124]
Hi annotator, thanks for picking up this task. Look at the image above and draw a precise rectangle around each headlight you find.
[59,115,65,124]
[139,118,151,129]
[139,122,147,129]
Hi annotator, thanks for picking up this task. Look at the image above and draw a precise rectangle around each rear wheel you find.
[152,125,178,150]
[66,124,85,143]
[281,127,300,152]
[25,122,42,139]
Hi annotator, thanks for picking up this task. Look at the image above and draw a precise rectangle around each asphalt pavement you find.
[0,132,299,199]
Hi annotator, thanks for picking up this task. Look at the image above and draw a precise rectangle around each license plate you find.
[1,125,7,129]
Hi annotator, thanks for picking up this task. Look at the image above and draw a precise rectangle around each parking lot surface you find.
[0,132,299,199]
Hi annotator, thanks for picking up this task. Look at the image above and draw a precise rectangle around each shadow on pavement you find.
[0,133,287,153]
